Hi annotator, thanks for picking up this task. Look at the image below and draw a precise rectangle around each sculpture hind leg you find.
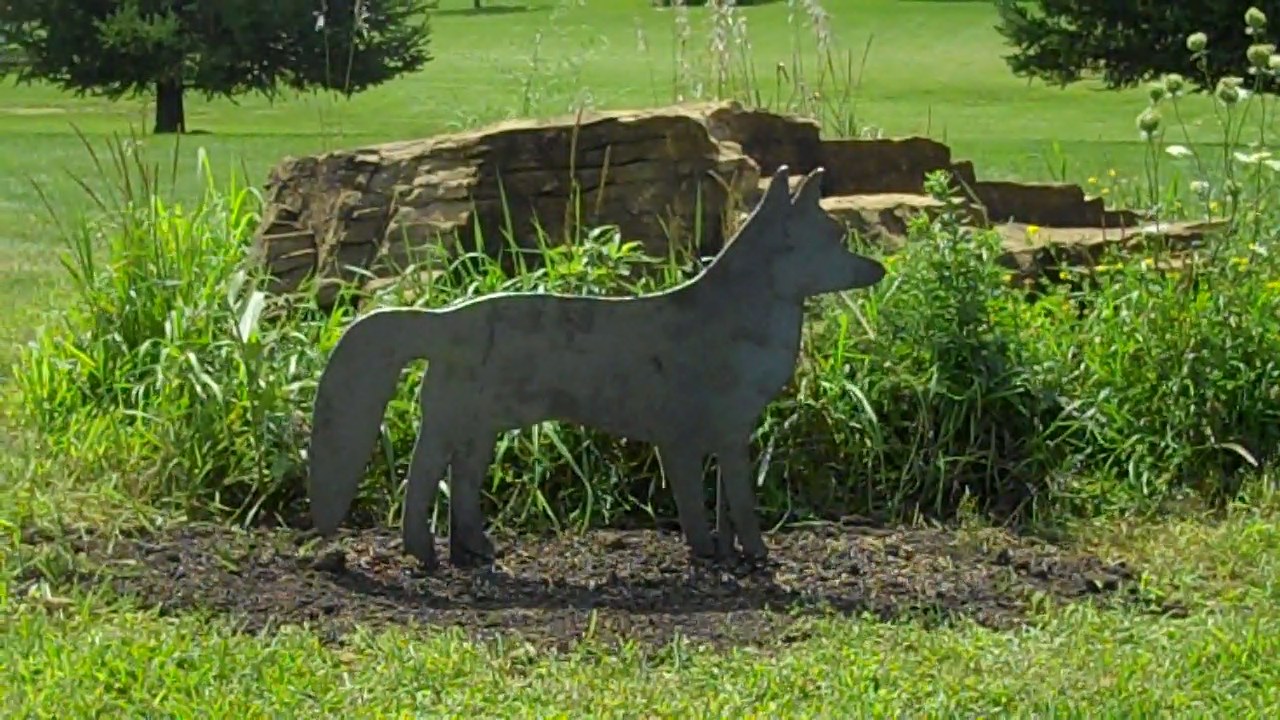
[402,376,473,570]
[447,431,497,567]
[402,412,452,571]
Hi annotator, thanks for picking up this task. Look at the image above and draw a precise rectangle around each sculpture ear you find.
[792,167,824,206]
[759,164,792,212]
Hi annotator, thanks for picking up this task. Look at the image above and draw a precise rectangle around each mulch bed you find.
[15,519,1163,652]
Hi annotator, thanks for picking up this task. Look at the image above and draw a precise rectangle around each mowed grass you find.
[4,504,1277,715]
[3,0,1280,714]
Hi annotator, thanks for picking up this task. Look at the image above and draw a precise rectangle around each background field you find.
[2,0,1279,715]
[0,0,1247,359]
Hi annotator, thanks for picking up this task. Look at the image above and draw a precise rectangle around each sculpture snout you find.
[847,253,887,289]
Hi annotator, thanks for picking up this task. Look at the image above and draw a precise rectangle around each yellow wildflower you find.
[1087,176,1098,185]
[1108,168,1118,177]
[1230,256,1250,268]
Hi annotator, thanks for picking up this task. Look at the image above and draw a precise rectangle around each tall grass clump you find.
[13,133,324,522]
[10,132,701,530]
[644,0,878,139]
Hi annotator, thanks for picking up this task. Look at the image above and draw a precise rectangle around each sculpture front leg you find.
[657,442,717,559]
[447,433,497,567]
[715,473,736,558]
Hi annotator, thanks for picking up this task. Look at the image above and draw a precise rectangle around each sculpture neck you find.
[696,224,779,298]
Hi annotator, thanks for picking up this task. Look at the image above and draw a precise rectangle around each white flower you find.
[1265,159,1280,172]
[1190,180,1211,198]
[1234,150,1274,164]
[1165,144,1194,158]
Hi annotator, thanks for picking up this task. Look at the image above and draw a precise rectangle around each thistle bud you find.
[1216,77,1243,104]
[1245,7,1267,31]
[1248,43,1276,69]
[1136,108,1162,137]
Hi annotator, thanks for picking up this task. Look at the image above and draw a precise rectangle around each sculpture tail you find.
[307,307,436,534]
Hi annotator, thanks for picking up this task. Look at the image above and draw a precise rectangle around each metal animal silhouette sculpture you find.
[307,165,887,570]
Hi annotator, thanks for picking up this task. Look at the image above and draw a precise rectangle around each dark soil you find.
[24,521,1153,651]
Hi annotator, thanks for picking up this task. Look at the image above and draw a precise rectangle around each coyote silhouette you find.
[307,165,887,570]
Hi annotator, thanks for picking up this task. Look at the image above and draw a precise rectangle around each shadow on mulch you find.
[18,520,1171,652]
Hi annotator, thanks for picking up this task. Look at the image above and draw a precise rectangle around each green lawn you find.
[3,0,1279,714]
[0,0,1254,339]
[4,504,1277,715]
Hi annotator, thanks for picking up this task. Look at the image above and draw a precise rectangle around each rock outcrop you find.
[250,100,1224,304]
[994,220,1222,284]
[252,104,760,303]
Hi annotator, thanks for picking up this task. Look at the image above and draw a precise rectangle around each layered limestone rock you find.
[250,100,1223,304]
[252,104,762,303]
